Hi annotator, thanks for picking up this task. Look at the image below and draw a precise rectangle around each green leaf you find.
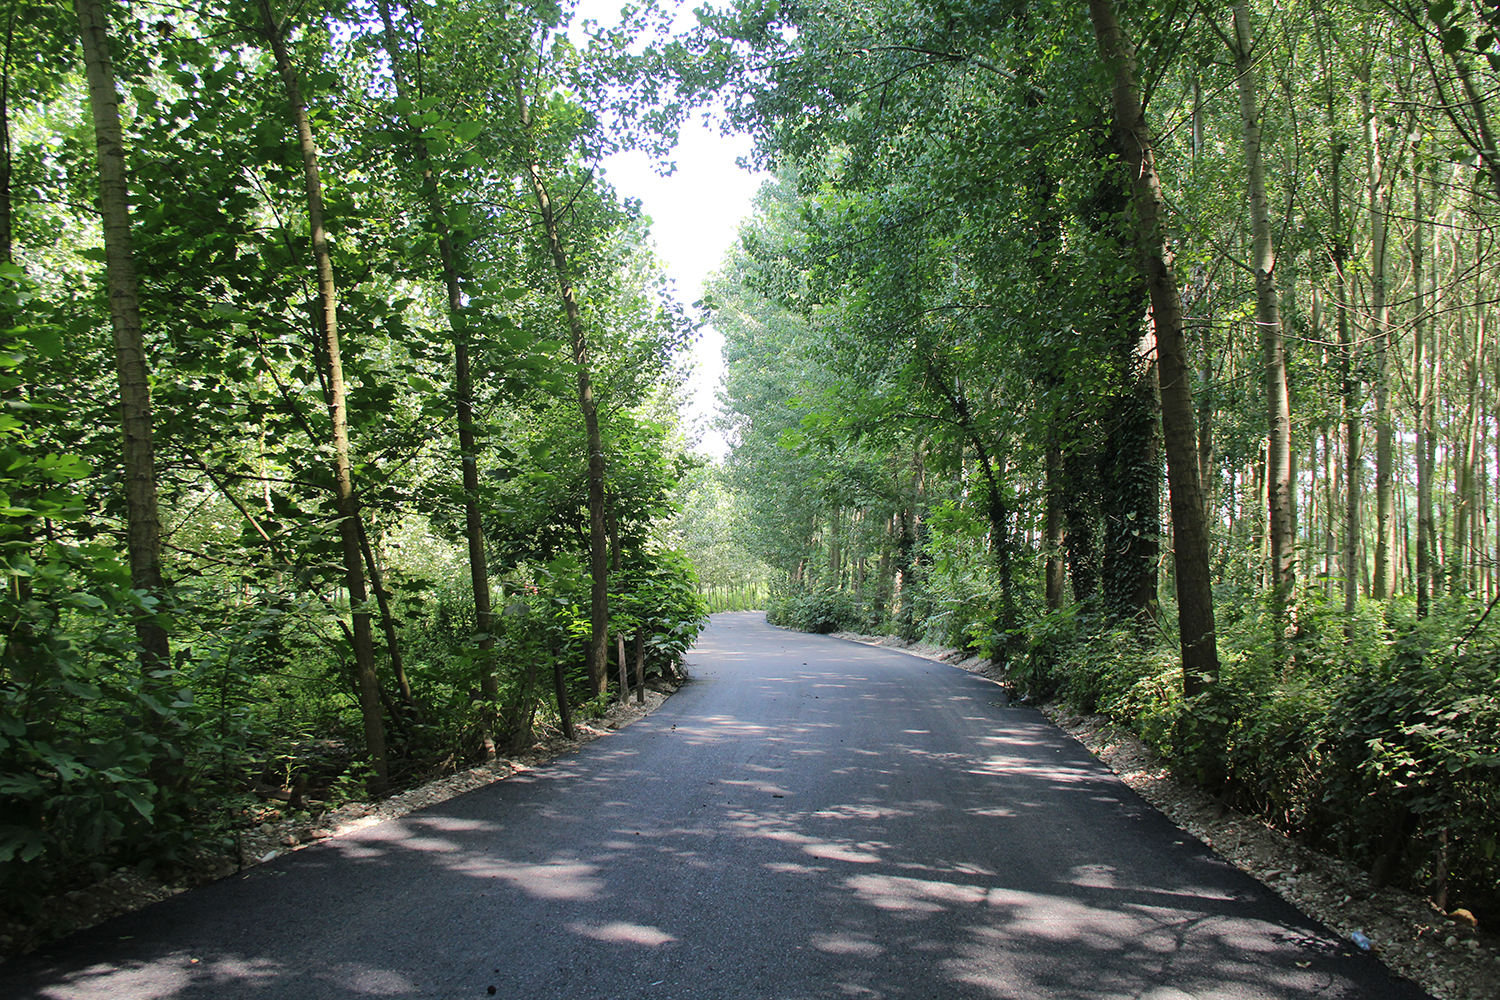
[118,784,155,820]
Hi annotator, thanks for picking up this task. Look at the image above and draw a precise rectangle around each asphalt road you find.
[1,611,1431,1000]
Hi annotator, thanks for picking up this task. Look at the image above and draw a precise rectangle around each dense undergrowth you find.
[769,580,1500,925]
[0,541,707,923]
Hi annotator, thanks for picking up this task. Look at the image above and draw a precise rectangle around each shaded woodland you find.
[688,0,1500,924]
[0,0,712,924]
[4,0,1499,946]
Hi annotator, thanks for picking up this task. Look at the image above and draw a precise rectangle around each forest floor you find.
[830,629,1500,1000]
[0,683,676,961]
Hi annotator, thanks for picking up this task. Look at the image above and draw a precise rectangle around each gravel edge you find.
[0,685,675,960]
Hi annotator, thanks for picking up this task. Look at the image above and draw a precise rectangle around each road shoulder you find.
[828,627,1499,1000]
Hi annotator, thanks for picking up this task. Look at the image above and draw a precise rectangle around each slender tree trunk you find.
[616,633,628,705]
[356,518,413,706]
[634,629,644,705]
[1324,420,1337,594]
[1045,438,1066,609]
[260,0,386,792]
[0,11,14,265]
[1367,88,1396,601]
[74,0,170,673]
[374,0,497,742]
[1415,162,1432,618]
[513,76,608,697]
[552,643,575,741]
[1232,4,1293,649]
[1333,141,1360,626]
[1198,332,1215,507]
[1088,0,1218,693]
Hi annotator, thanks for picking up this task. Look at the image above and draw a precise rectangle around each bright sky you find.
[572,0,764,461]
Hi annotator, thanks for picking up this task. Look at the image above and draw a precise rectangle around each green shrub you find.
[1319,633,1500,910]
[767,585,866,633]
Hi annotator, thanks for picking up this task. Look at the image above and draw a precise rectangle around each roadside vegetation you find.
[0,0,712,930]
[692,0,1500,931]
[7,0,1499,957]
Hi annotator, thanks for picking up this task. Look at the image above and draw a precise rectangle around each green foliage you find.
[0,554,168,904]
[0,0,710,932]
[1009,595,1500,917]
[766,585,871,634]
[612,546,711,670]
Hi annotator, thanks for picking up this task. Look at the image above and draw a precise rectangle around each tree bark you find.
[1366,88,1396,601]
[1045,439,1066,609]
[1232,4,1292,647]
[0,12,15,266]
[73,0,170,672]
[1415,162,1432,618]
[356,518,413,707]
[1087,0,1218,694]
[1327,112,1360,628]
[513,75,609,697]
[616,633,628,705]
[374,0,496,735]
[260,0,387,793]
[551,643,575,741]
[634,629,644,705]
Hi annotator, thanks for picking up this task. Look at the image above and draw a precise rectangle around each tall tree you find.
[257,0,387,792]
[1365,75,1398,600]
[511,58,610,697]
[374,0,502,744]
[1087,0,1218,694]
[72,0,169,672]
[1413,150,1433,617]
[1231,3,1293,647]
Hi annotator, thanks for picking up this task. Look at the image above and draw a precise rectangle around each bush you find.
[1017,593,1500,920]
[766,585,869,634]
[1318,633,1500,910]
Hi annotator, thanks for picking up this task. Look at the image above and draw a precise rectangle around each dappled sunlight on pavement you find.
[3,613,1429,1000]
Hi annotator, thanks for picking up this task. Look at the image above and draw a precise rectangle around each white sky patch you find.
[573,0,765,461]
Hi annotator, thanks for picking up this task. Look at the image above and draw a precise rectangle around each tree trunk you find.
[1330,131,1360,627]
[1415,162,1432,618]
[513,76,609,698]
[1045,439,1066,609]
[1101,334,1160,625]
[1087,0,1218,694]
[260,0,386,793]
[1232,3,1292,648]
[1064,439,1100,604]
[0,12,14,266]
[356,518,413,707]
[634,629,644,705]
[1366,88,1396,601]
[616,633,628,705]
[552,643,575,741]
[74,0,171,674]
[374,0,498,738]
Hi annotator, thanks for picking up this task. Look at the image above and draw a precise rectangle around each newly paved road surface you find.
[1,612,1430,999]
